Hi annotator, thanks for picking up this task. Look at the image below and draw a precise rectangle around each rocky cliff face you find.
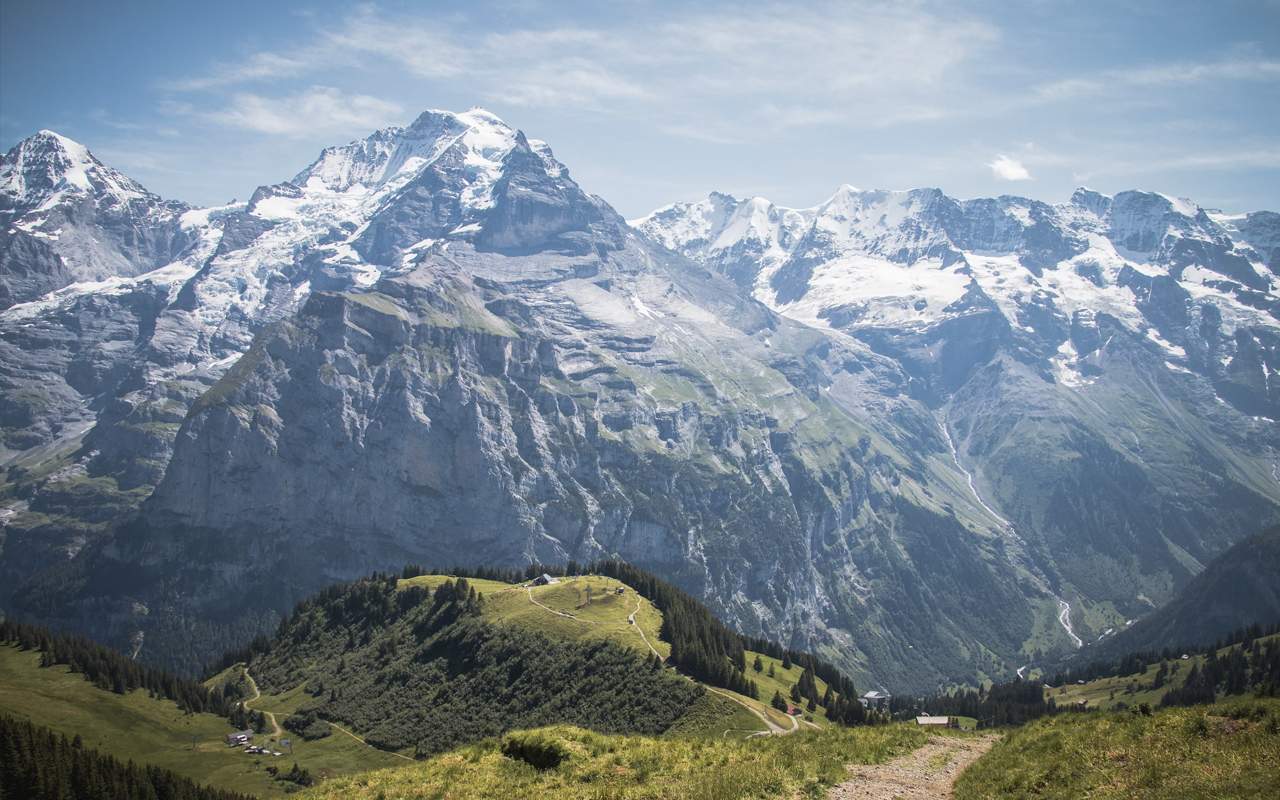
[3,110,1278,690]
[0,132,192,309]
[635,185,1280,666]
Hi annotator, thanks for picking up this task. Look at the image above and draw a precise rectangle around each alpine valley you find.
[3,109,1278,693]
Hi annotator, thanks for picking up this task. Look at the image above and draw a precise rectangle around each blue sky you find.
[2,0,1278,216]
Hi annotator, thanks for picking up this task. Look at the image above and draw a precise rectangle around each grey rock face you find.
[0,132,191,309]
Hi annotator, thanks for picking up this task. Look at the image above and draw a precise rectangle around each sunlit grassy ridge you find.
[402,575,667,657]
[953,697,1280,799]
[300,724,928,800]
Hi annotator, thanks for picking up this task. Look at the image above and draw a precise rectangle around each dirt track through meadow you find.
[829,734,1000,799]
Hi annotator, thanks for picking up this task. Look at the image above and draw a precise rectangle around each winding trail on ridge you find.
[240,669,282,739]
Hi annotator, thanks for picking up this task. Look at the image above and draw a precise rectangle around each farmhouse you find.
[915,715,950,726]
[533,573,559,586]
[859,691,891,710]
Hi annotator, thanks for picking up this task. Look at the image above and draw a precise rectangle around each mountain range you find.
[2,108,1278,692]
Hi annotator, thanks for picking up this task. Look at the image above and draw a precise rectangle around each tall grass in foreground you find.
[954,697,1280,799]
[300,724,927,800]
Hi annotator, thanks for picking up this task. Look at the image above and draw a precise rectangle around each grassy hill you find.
[295,723,929,800]
[954,696,1280,799]
[404,573,837,732]
[0,641,406,797]
[1047,628,1280,713]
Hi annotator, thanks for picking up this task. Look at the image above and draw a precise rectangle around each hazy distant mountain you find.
[2,110,1278,692]
[1082,523,1280,660]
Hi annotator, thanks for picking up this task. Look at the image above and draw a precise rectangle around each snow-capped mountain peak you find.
[291,107,543,200]
[1,130,154,219]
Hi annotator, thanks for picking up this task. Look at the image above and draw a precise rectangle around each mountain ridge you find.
[3,110,1278,695]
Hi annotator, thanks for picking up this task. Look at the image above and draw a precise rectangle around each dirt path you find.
[829,734,999,800]
[241,669,282,739]
[241,666,414,762]
[328,720,415,761]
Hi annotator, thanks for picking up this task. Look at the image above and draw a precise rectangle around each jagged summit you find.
[0,130,190,308]
[290,108,564,198]
[1,130,156,219]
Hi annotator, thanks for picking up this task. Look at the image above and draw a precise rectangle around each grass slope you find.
[1049,631,1280,712]
[298,724,928,800]
[954,697,1280,799]
[405,575,667,658]
[0,642,407,797]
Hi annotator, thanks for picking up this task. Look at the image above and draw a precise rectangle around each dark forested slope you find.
[1084,524,1280,662]
[239,573,704,757]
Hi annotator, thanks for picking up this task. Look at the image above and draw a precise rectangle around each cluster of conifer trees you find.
[235,573,703,757]
[889,677,1057,727]
[1,620,231,716]
[588,560,868,712]
[1047,619,1280,688]
[1160,630,1280,709]
[0,714,251,800]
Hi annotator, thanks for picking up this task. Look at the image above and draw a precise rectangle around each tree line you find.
[0,713,252,800]
[889,676,1059,728]
[1047,619,1280,688]
[1159,629,1280,709]
[1,620,232,717]
[589,559,864,708]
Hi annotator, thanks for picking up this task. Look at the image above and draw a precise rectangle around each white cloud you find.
[169,52,313,91]
[1034,54,1280,102]
[989,155,1031,181]
[167,3,998,136]
[207,87,404,138]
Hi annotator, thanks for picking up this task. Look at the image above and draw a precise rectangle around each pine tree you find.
[790,683,802,704]
[753,654,763,673]
[771,691,787,712]
[782,653,792,670]
[768,663,776,678]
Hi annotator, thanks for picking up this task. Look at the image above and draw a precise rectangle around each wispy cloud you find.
[1036,53,1280,101]
[169,52,314,91]
[166,2,998,137]
[989,155,1032,181]
[204,87,404,138]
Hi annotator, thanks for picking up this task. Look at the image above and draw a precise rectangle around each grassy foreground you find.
[299,724,927,800]
[954,697,1280,799]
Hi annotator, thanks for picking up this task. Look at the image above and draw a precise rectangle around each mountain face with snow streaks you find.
[0,132,192,310]
[1,109,1278,690]
[634,185,1280,663]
